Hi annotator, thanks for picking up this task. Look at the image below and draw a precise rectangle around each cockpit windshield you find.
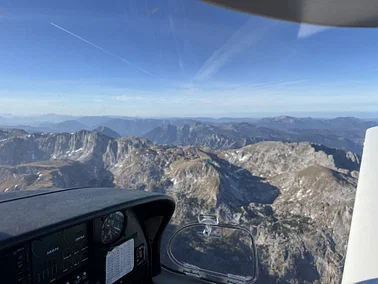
[0,0,376,283]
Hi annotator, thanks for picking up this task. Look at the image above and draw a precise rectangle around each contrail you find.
[50,22,156,77]
[169,16,183,70]
[194,19,278,82]
[50,22,131,63]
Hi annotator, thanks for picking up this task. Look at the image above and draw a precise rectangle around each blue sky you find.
[1,0,378,117]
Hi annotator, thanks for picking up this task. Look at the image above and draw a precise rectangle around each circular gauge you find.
[100,211,125,244]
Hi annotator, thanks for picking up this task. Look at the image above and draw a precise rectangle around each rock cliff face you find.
[0,130,360,283]
[219,142,358,283]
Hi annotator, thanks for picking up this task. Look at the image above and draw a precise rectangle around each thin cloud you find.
[194,18,275,82]
[115,95,146,102]
[2,89,378,116]
[247,79,309,90]
[112,91,378,112]
[50,22,156,77]
[169,16,183,70]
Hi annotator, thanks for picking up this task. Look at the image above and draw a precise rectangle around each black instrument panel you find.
[2,208,147,284]
[31,223,89,283]
[0,188,175,284]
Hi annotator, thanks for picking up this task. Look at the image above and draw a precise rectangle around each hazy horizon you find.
[0,112,377,122]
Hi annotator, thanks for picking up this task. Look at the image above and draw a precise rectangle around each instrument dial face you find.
[100,211,125,244]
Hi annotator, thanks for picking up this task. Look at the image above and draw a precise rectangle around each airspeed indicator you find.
[101,211,125,244]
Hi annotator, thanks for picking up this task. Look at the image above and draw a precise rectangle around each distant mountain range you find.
[94,118,172,137]
[0,116,374,155]
[257,115,376,130]
[0,129,360,283]
[144,122,283,149]
[144,121,365,154]
[0,114,376,129]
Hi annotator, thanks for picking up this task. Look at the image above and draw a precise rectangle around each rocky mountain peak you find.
[92,126,121,138]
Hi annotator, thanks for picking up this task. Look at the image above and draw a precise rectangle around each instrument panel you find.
[0,188,175,284]
[31,223,89,283]
[1,208,148,284]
